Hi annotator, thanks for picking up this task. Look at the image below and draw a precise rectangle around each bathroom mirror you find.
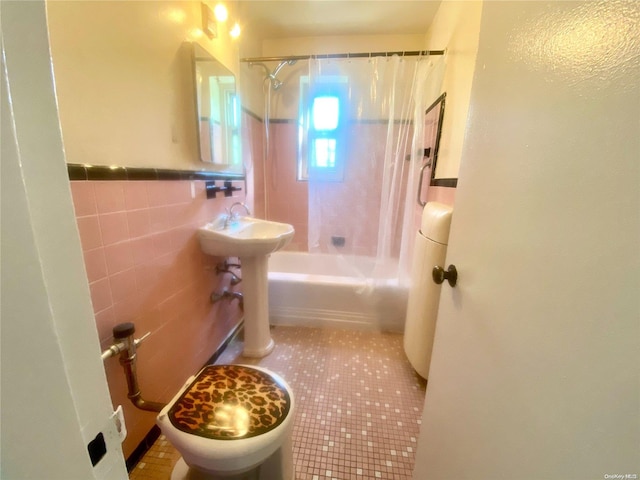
[424,92,446,185]
[192,43,241,170]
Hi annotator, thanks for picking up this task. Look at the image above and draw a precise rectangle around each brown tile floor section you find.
[129,326,426,480]
[129,435,181,480]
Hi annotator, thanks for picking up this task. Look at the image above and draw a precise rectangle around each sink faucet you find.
[224,202,252,228]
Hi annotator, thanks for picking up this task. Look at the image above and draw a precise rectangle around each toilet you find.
[157,364,295,480]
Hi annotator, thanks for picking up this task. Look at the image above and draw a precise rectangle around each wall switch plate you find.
[111,405,127,443]
[87,432,107,466]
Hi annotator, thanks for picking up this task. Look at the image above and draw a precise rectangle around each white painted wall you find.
[424,0,482,180]
[238,25,267,118]
[241,33,429,121]
[242,1,482,183]
[1,2,127,478]
[262,33,426,57]
[46,0,240,170]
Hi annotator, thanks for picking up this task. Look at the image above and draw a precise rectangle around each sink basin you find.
[198,216,294,258]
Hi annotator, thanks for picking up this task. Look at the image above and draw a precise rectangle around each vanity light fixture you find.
[202,2,239,39]
[202,3,217,38]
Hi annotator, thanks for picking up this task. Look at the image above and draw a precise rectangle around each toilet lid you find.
[168,365,291,440]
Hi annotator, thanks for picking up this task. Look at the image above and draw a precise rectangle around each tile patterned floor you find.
[130,326,426,480]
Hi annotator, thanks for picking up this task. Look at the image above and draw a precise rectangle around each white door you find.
[1,2,128,478]
[414,2,640,479]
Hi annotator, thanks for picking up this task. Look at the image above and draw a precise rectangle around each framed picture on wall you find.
[424,92,446,184]
[424,92,456,189]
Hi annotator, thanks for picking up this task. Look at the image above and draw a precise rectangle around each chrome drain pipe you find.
[102,322,166,413]
[216,260,242,286]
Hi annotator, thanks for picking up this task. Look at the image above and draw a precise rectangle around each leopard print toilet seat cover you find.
[168,365,291,440]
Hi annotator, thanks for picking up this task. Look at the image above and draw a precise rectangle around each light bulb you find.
[214,3,228,22]
[230,22,241,38]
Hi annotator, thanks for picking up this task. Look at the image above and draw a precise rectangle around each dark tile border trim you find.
[268,118,296,124]
[67,163,245,182]
[125,425,161,472]
[266,117,414,125]
[242,106,263,123]
[432,178,457,188]
[240,109,415,126]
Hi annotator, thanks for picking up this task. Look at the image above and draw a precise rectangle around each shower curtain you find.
[303,54,445,285]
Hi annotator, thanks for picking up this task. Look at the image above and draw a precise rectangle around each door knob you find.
[432,265,457,287]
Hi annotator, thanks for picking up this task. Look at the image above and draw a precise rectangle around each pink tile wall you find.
[247,115,457,255]
[242,110,265,219]
[71,178,245,458]
[243,113,309,252]
[264,122,309,252]
[264,122,412,256]
[426,185,456,207]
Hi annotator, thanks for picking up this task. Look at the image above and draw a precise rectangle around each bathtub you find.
[267,252,408,332]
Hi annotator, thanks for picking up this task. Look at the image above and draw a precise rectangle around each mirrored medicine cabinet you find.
[192,43,242,172]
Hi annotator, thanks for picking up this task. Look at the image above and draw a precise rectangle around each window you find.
[225,90,241,166]
[310,96,339,169]
[298,76,348,181]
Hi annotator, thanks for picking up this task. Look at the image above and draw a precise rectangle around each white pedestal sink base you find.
[243,338,275,358]
[197,215,294,358]
[240,255,274,358]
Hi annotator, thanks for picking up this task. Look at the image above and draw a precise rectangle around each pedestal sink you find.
[198,215,294,358]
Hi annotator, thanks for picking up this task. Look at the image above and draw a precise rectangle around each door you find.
[1,2,128,478]
[414,2,640,479]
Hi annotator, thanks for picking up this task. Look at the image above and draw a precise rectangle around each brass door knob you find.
[432,265,457,287]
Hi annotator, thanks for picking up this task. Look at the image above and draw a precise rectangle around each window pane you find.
[313,96,339,131]
[314,139,336,168]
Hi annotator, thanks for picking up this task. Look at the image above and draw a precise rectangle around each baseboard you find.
[205,319,245,365]
[126,426,161,472]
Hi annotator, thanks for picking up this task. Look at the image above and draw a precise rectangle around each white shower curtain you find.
[304,54,445,285]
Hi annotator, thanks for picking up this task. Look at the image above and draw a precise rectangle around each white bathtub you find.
[267,252,408,332]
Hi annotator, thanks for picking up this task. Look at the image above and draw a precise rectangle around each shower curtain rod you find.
[240,49,445,63]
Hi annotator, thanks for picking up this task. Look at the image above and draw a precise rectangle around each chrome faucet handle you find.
[101,324,151,361]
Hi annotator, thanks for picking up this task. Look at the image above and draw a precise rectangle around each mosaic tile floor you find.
[130,326,427,480]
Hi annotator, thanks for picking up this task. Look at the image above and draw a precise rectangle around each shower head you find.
[269,75,284,90]
[249,59,297,90]
[272,59,297,78]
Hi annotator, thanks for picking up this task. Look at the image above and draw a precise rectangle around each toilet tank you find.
[403,202,453,379]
